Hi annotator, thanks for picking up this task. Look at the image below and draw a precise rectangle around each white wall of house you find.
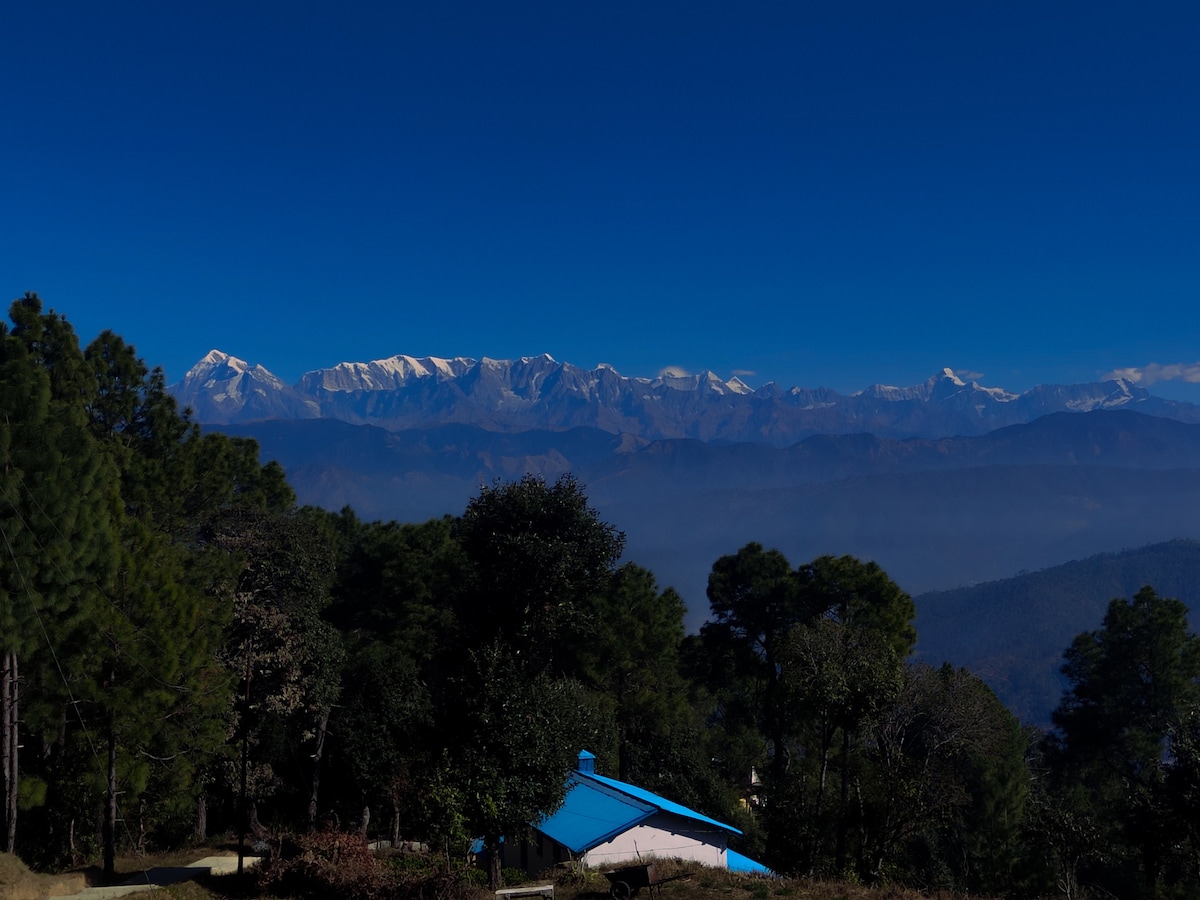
[517,811,733,878]
[580,813,729,869]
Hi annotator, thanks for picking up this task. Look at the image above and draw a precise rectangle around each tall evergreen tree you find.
[0,295,120,856]
[700,542,802,784]
[1049,585,1200,896]
[559,563,693,785]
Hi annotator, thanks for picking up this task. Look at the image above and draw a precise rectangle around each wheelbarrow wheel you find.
[610,879,633,900]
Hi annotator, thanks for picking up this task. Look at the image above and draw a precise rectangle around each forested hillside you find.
[216,411,1200,628]
[7,296,1200,898]
[916,540,1200,725]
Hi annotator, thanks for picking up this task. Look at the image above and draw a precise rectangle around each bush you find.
[258,830,392,900]
[502,866,529,886]
[258,830,484,900]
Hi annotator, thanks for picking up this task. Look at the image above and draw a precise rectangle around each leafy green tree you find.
[796,554,916,658]
[791,554,915,871]
[771,618,902,875]
[77,325,283,871]
[326,513,463,668]
[327,643,433,844]
[700,543,802,783]
[435,476,623,889]
[208,506,343,852]
[698,550,916,876]
[442,643,600,890]
[1049,585,1200,896]
[456,474,624,662]
[1164,710,1200,887]
[85,515,212,876]
[2,295,297,868]
[861,664,1031,891]
[559,563,692,784]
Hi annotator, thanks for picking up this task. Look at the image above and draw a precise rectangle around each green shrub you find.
[502,866,529,886]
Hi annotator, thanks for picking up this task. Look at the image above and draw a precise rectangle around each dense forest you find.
[5,294,1200,899]
[916,539,1200,725]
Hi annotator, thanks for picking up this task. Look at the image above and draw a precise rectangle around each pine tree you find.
[1050,586,1200,896]
[79,328,292,868]
[0,295,120,856]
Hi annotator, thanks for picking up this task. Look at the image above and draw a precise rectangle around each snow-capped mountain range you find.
[170,350,1200,444]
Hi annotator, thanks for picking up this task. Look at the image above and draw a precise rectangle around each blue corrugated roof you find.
[535,767,743,854]
[727,849,774,875]
[536,772,657,853]
[586,773,743,836]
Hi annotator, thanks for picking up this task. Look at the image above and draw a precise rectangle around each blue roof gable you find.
[586,772,742,836]
[534,764,743,854]
[536,771,656,853]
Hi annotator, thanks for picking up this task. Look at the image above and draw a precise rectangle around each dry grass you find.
[0,854,34,885]
[0,852,87,900]
[6,848,1004,900]
[519,858,1001,900]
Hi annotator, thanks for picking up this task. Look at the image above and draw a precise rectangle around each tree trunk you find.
[486,834,503,890]
[249,800,263,837]
[238,640,252,876]
[1,651,18,854]
[103,718,117,880]
[194,790,208,843]
[307,708,330,832]
[835,726,850,872]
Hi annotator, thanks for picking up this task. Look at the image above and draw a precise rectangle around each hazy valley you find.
[174,352,1200,727]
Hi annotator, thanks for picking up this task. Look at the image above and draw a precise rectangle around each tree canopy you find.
[9,293,1200,899]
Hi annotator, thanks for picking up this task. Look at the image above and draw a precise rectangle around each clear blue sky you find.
[5,1,1199,398]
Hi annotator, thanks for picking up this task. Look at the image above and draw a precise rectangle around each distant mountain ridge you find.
[215,409,1200,636]
[915,540,1200,727]
[179,350,1200,728]
[170,351,1200,444]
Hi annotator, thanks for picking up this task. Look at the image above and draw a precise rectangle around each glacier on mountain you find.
[169,351,1200,444]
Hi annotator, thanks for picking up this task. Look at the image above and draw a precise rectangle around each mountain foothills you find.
[915,539,1200,726]
[210,407,1200,614]
[176,349,1200,621]
[10,297,1200,899]
[172,349,1200,443]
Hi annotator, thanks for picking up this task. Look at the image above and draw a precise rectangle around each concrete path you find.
[48,855,260,900]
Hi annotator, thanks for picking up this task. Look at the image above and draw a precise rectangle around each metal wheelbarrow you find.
[602,863,689,899]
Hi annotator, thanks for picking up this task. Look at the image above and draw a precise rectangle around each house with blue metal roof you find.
[512,751,770,878]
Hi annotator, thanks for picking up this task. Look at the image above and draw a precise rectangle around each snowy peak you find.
[941,367,967,387]
[861,369,1019,405]
[175,350,313,421]
[182,349,286,391]
[650,369,752,395]
[200,348,236,368]
[299,355,476,393]
[169,355,1200,443]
